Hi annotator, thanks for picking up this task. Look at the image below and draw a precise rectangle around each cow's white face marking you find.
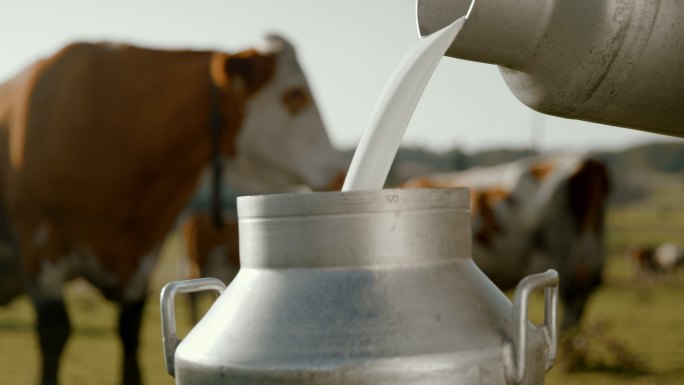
[224,36,344,194]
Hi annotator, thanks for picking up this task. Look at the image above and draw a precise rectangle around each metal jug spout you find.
[416,0,548,68]
[416,0,684,138]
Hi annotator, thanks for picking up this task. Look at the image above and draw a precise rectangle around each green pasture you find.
[1,174,682,385]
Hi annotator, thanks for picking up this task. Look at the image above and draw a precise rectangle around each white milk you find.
[342,17,466,191]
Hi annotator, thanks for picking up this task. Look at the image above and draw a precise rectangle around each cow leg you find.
[118,298,146,385]
[560,268,602,331]
[0,241,22,305]
[29,286,71,385]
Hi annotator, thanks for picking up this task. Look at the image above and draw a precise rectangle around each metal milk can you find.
[416,0,684,138]
[161,188,559,384]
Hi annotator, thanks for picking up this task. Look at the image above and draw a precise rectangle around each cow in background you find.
[626,242,684,280]
[402,153,611,330]
[625,245,659,281]
[653,242,684,273]
[0,35,344,385]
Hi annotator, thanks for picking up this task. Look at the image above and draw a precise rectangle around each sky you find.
[1,0,681,153]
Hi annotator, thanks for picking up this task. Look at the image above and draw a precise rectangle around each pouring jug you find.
[417,0,684,137]
[161,188,559,384]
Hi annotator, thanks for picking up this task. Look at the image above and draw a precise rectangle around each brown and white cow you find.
[654,242,684,273]
[402,153,611,330]
[0,35,343,385]
[625,245,659,280]
[626,242,684,280]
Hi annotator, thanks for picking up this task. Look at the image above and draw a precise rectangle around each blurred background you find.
[1,1,683,384]
[2,0,682,152]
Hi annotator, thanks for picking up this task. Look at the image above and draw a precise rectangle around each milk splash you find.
[342,17,466,191]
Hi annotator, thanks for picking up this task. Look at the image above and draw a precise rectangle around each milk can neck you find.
[236,189,472,269]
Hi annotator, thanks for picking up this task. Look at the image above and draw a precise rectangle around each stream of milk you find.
[342,17,466,191]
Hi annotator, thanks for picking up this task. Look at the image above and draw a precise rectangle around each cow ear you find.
[210,51,275,95]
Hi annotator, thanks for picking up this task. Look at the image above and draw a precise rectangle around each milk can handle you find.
[505,269,559,384]
[160,277,226,377]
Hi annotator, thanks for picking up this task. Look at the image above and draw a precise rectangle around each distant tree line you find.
[341,140,684,204]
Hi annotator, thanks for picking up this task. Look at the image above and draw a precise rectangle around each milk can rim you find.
[237,188,470,218]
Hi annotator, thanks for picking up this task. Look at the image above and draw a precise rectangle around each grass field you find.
[1,174,682,384]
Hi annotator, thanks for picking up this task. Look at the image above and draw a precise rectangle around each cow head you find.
[210,35,345,194]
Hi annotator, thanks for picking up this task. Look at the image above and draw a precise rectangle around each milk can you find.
[161,188,559,384]
[416,0,684,137]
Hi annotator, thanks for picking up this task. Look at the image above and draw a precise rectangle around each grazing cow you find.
[625,245,659,280]
[654,242,684,273]
[401,153,611,330]
[0,35,343,385]
[627,242,684,279]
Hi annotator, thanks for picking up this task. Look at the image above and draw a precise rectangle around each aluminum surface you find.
[416,0,684,138]
[165,189,555,384]
[161,278,226,376]
[237,189,470,268]
[506,270,559,384]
